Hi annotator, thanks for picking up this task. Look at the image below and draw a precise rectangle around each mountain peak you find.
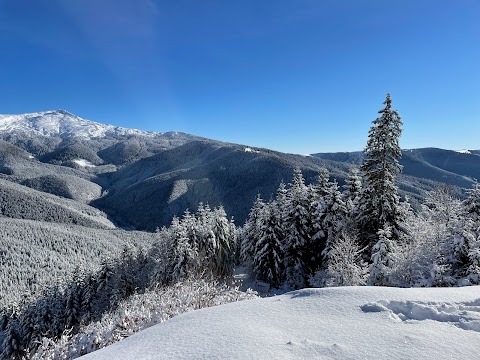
[0,110,158,140]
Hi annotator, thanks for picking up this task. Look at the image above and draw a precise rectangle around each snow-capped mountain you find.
[0,110,158,139]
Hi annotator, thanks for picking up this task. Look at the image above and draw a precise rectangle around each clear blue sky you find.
[0,0,479,154]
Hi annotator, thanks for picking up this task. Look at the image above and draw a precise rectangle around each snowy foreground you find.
[81,286,480,360]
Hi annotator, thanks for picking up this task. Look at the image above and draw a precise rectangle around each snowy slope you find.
[81,286,480,360]
[0,110,157,139]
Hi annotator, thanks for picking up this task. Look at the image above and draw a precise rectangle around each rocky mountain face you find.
[0,110,477,230]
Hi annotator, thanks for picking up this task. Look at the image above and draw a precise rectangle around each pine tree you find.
[450,182,480,283]
[463,181,480,235]
[170,215,198,280]
[1,303,22,359]
[313,167,331,198]
[212,206,235,277]
[240,194,265,263]
[368,224,396,286]
[195,203,216,262]
[253,202,284,288]
[358,93,403,249]
[320,180,348,263]
[343,167,362,214]
[63,267,83,329]
[95,257,116,313]
[465,183,480,283]
[283,168,310,289]
[274,181,288,237]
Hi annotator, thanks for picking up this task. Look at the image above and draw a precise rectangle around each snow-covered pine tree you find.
[211,206,235,277]
[170,215,199,280]
[308,168,331,266]
[115,245,137,299]
[274,181,288,237]
[240,194,265,263]
[1,303,22,359]
[463,182,480,242]
[253,201,284,288]
[368,224,396,286]
[320,180,348,263]
[357,93,403,249]
[343,167,362,214]
[464,183,480,283]
[283,168,310,289]
[450,182,480,284]
[95,257,117,313]
[63,267,83,329]
[314,167,331,198]
[195,203,216,263]
[80,272,95,324]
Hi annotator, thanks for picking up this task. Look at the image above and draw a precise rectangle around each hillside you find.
[0,218,158,307]
[81,286,480,360]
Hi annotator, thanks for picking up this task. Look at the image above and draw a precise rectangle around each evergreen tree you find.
[449,182,480,283]
[1,303,22,359]
[343,167,362,214]
[63,268,83,329]
[211,206,235,277]
[283,168,310,289]
[170,215,198,280]
[463,181,480,235]
[313,167,331,198]
[368,224,396,286]
[274,181,288,237]
[320,180,348,263]
[253,202,284,288]
[240,194,265,263]
[358,93,403,249]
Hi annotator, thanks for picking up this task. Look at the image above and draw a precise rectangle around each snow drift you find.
[81,286,480,360]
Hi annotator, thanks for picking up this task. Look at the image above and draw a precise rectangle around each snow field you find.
[81,286,480,360]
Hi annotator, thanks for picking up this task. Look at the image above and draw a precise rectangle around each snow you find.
[454,150,472,154]
[244,147,260,153]
[0,110,160,139]
[81,286,480,360]
[73,159,97,168]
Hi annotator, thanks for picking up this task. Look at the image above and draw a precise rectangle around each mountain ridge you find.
[0,110,479,229]
[0,109,190,140]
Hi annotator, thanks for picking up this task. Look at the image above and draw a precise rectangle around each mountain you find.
[313,147,480,190]
[93,140,352,230]
[0,110,477,230]
[0,110,154,139]
[81,285,480,360]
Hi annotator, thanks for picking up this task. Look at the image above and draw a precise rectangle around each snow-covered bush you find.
[310,230,367,287]
[29,279,258,359]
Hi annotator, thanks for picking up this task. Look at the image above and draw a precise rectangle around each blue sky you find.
[0,0,479,154]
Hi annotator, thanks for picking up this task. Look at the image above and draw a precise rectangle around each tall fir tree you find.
[357,93,403,249]
[240,194,265,263]
[368,224,396,286]
[253,202,284,288]
[211,206,235,277]
[283,168,310,289]
[320,180,348,263]
[343,167,362,214]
